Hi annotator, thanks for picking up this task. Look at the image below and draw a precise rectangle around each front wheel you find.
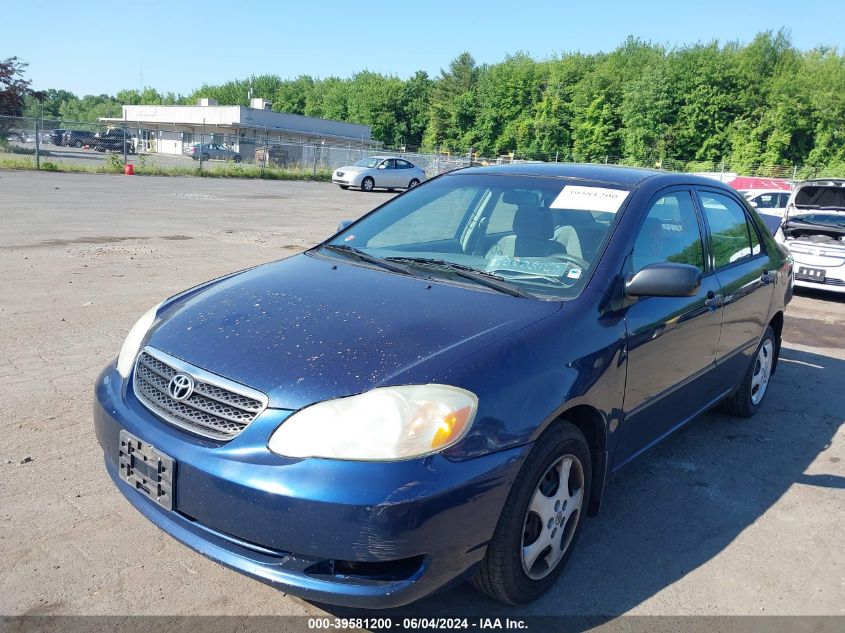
[722,325,776,417]
[408,178,420,188]
[233,155,242,163]
[74,140,83,148]
[361,177,375,192]
[201,153,210,162]
[472,422,591,604]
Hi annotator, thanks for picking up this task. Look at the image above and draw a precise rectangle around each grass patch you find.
[0,155,332,181]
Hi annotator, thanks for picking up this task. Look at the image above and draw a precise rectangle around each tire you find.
[722,325,776,418]
[361,177,375,192]
[233,155,242,163]
[408,178,421,188]
[201,153,210,162]
[339,185,349,190]
[472,422,591,604]
[74,140,83,148]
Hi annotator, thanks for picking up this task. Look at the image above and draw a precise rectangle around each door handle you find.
[761,270,776,285]
[704,291,723,310]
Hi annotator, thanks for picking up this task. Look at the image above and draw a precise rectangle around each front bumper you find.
[94,363,527,608]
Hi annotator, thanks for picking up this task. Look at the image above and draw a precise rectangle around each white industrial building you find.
[102,98,373,157]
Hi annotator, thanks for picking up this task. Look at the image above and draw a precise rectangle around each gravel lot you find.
[0,170,843,618]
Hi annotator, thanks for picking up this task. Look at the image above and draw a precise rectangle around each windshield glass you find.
[324,173,629,299]
[787,212,845,229]
[354,158,383,168]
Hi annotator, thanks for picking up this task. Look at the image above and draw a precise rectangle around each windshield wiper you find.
[385,257,531,298]
[321,244,415,275]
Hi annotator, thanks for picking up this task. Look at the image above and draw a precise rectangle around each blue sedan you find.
[94,164,792,607]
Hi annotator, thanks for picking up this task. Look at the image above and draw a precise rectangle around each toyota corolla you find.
[95,164,792,607]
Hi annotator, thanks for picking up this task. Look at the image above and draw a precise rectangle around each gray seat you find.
[487,199,567,258]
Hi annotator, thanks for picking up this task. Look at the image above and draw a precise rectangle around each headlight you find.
[116,302,162,378]
[268,385,478,461]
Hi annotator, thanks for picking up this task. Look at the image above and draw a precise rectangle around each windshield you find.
[324,174,629,299]
[787,213,845,229]
[354,158,383,168]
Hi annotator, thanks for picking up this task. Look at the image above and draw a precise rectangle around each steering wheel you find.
[545,252,590,270]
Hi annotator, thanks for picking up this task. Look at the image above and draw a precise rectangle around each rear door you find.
[616,187,724,467]
[695,188,776,392]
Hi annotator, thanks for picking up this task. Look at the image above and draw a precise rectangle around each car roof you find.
[451,162,736,190]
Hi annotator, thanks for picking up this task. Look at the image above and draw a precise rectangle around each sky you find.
[4,0,845,96]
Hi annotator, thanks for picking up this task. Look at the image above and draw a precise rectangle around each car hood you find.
[335,166,369,174]
[146,253,561,410]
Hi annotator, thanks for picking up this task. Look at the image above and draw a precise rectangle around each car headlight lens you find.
[268,385,478,460]
[116,303,161,378]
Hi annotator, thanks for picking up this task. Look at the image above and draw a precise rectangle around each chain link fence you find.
[2,114,842,183]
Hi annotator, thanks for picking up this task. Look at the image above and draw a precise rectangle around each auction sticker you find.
[550,185,629,213]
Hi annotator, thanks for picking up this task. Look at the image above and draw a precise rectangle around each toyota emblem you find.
[168,373,195,401]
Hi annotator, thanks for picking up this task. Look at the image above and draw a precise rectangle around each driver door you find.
[615,188,724,468]
[376,159,397,187]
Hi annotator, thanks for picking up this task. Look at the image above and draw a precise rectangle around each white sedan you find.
[333,156,426,192]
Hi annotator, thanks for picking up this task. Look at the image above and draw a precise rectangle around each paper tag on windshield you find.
[550,186,629,213]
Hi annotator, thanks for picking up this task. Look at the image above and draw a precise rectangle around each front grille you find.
[133,347,268,441]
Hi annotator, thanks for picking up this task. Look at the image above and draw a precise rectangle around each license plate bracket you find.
[118,430,174,510]
[796,266,826,282]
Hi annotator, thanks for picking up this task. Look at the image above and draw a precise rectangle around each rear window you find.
[795,186,845,209]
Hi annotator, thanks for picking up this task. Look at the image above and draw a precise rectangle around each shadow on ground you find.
[317,346,843,618]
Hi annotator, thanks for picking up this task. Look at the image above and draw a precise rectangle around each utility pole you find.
[123,109,128,166]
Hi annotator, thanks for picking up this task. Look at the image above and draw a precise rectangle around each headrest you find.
[502,190,541,207]
[513,207,553,240]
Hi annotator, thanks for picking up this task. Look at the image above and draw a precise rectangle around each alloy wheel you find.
[520,454,584,580]
[750,339,773,405]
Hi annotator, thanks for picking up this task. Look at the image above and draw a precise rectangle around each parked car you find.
[190,143,242,163]
[47,129,66,146]
[95,164,791,608]
[63,130,97,148]
[254,145,290,167]
[775,178,845,294]
[94,129,135,154]
[333,156,426,191]
[737,189,791,234]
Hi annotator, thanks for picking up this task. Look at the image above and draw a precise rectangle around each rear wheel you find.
[201,153,210,162]
[408,178,421,188]
[723,325,776,418]
[361,177,375,192]
[74,140,83,148]
[472,422,591,604]
[233,155,242,163]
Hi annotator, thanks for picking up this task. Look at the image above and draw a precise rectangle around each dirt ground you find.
[0,170,843,618]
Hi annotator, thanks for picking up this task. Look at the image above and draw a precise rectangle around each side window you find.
[755,194,777,208]
[396,159,411,169]
[779,193,790,207]
[384,159,395,169]
[631,190,704,273]
[698,191,758,268]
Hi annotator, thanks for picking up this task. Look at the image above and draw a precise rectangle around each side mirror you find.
[336,219,353,232]
[749,200,759,208]
[377,163,387,169]
[625,263,701,298]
